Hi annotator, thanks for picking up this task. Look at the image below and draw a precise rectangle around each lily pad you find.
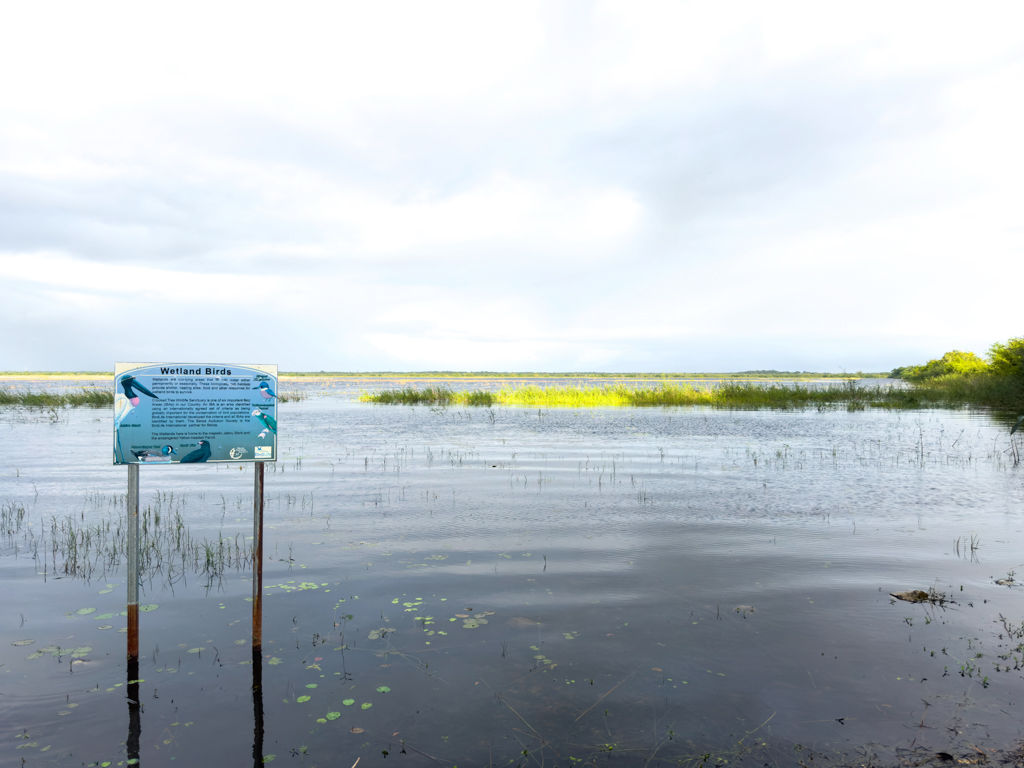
[95,613,116,620]
[139,604,159,612]
[296,696,311,703]
[326,711,341,720]
[24,651,44,660]
[462,619,480,629]
[97,625,113,630]
[11,639,34,646]
[305,684,317,689]
[361,702,372,710]
[70,646,92,658]
[268,657,282,665]
[376,686,390,693]
[98,589,113,594]
[187,647,204,654]
[76,608,96,615]
[343,699,355,706]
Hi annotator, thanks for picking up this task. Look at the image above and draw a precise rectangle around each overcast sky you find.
[2,2,1022,372]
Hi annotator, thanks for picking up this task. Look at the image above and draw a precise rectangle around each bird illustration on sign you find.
[252,408,277,435]
[114,375,160,462]
[130,445,177,463]
[179,440,212,463]
[253,382,277,400]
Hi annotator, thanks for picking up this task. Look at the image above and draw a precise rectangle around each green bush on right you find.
[987,337,1024,378]
[894,350,989,382]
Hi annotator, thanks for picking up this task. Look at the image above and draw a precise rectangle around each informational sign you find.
[113,363,278,465]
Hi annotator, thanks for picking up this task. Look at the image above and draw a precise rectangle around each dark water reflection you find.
[1,397,1023,767]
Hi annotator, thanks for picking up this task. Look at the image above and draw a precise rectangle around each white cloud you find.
[1,1,1023,371]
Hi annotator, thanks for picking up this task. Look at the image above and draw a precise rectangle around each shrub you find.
[988,337,1024,378]
[900,350,988,382]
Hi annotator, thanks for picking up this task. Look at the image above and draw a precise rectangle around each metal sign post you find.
[252,459,266,767]
[127,463,140,662]
[113,362,278,767]
[126,463,142,766]
[253,460,264,649]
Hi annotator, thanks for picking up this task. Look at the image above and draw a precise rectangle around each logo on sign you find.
[254,446,272,458]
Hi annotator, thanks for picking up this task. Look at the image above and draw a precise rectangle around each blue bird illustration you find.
[130,445,177,463]
[119,375,159,405]
[179,440,212,463]
[253,382,277,400]
[114,376,159,462]
[252,408,277,434]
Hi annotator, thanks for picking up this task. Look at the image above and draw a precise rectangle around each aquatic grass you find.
[0,387,112,408]
[361,380,952,410]
[364,384,465,405]
[1,492,254,583]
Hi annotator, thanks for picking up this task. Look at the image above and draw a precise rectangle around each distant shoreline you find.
[0,371,889,382]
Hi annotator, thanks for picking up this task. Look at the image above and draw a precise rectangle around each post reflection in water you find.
[127,658,141,766]
[252,646,264,768]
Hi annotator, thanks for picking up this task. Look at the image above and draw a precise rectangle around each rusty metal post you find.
[252,460,265,765]
[252,461,264,650]
[126,463,139,662]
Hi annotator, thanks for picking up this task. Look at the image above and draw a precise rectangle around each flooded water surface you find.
[2,390,1023,766]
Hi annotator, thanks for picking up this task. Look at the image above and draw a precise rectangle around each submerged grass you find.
[362,380,957,410]
[1,493,253,583]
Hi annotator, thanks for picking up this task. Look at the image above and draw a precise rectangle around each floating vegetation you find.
[325,712,341,720]
[342,699,355,706]
[25,645,91,661]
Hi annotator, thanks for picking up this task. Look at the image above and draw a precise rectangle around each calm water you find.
[2,392,1023,767]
